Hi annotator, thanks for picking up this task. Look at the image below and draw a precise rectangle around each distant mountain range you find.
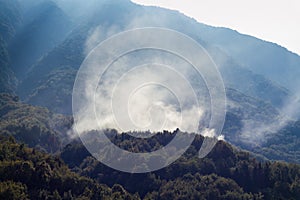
[0,0,300,164]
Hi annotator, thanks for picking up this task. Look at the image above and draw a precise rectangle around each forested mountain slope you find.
[0,136,139,200]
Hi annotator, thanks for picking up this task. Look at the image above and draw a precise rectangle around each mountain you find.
[197,25,300,94]
[0,89,300,199]
[9,0,73,78]
[0,0,298,163]
[224,88,280,143]
[210,49,291,108]
[17,0,140,112]
[0,2,300,199]
[16,0,293,112]
[253,120,300,163]
[1,126,300,199]
[2,87,300,165]
[224,89,300,163]
[0,0,21,93]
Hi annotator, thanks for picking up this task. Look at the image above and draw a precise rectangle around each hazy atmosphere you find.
[0,0,300,199]
[132,0,300,55]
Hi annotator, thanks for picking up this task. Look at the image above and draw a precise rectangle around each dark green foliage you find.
[0,135,139,200]
[144,173,262,200]
[60,140,90,168]
[61,130,300,199]
[0,181,29,200]
[0,93,72,152]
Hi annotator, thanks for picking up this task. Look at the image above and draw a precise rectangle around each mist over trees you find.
[0,0,300,199]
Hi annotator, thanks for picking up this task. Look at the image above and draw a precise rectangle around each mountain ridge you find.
[0,0,299,170]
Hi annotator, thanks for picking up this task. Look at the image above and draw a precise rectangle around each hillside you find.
[4,89,300,164]
[9,0,73,78]
[46,130,300,199]
[0,0,300,199]
[0,92,299,198]
[16,0,294,113]
[0,93,72,153]
[0,0,20,93]
[1,128,300,199]
[0,0,298,164]
[0,135,138,199]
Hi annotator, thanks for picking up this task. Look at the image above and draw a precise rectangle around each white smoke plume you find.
[71,23,224,139]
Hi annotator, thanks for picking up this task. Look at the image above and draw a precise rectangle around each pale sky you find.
[131,0,300,56]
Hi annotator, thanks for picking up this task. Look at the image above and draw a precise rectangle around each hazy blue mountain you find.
[197,26,300,94]
[2,1,300,199]
[16,0,293,112]
[9,0,73,78]
[254,120,300,163]
[17,27,86,113]
[208,46,291,108]
[0,0,21,93]
[17,0,140,113]
[2,0,300,163]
